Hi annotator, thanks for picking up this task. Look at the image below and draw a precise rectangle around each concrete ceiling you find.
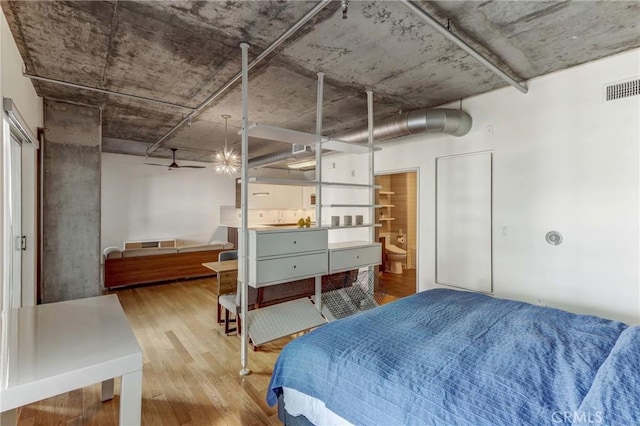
[3,0,639,166]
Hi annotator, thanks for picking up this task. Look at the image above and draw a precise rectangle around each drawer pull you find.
[293,241,297,244]
[356,255,360,259]
[293,265,297,269]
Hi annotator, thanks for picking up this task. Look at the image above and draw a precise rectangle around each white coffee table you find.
[0,294,142,425]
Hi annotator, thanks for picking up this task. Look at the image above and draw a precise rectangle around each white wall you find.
[1,11,42,308]
[0,10,42,387]
[321,154,373,244]
[373,49,640,325]
[101,153,235,252]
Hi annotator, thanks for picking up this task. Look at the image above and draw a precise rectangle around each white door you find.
[436,152,493,293]
[8,133,22,308]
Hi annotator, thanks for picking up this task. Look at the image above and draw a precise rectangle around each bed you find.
[267,289,639,425]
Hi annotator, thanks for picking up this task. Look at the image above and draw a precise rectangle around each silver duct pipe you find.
[339,108,472,143]
[248,149,298,168]
[247,108,472,168]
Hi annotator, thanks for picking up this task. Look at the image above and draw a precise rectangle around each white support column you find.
[314,72,325,311]
[367,90,375,243]
[367,90,376,291]
[239,42,251,377]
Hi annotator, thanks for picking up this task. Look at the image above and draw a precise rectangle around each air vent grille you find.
[605,78,639,101]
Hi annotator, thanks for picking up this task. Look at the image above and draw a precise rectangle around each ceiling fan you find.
[145,148,205,170]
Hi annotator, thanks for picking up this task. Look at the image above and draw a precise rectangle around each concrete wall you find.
[42,100,101,302]
[370,49,640,325]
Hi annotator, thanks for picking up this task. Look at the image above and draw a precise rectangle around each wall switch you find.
[502,226,509,237]
[486,125,494,135]
[351,170,356,177]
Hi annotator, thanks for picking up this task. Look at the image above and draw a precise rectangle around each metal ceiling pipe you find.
[247,108,472,168]
[146,0,334,156]
[398,0,528,94]
[23,73,194,111]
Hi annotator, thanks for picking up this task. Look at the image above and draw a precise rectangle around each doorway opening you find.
[375,170,418,302]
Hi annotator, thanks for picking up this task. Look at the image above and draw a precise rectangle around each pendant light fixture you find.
[213,114,240,176]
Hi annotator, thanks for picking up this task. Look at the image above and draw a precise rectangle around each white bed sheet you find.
[282,387,354,426]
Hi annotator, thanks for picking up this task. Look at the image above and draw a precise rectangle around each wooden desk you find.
[0,295,142,425]
[203,260,238,323]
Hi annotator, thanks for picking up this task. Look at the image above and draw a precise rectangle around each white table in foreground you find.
[0,295,142,425]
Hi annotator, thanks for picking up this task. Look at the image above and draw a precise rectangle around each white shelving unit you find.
[243,176,318,186]
[237,59,382,374]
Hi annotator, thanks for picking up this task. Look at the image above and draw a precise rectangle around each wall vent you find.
[605,78,639,101]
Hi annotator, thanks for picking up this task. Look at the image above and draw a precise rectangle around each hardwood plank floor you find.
[14,278,289,425]
[380,268,416,301]
[13,271,417,425]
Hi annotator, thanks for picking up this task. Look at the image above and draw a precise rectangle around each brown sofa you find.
[104,242,234,289]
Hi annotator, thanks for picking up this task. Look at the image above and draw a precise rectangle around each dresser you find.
[328,241,381,274]
[246,227,328,288]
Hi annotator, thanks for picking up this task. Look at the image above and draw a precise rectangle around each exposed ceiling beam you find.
[145,0,334,156]
[23,73,195,111]
[399,0,528,94]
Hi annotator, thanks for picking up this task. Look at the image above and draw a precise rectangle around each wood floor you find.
[15,278,288,425]
[380,268,417,301]
[14,272,417,425]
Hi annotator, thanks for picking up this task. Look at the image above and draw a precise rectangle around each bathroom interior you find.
[376,171,417,300]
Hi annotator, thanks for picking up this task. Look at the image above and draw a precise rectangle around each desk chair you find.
[216,250,238,324]
[219,279,259,335]
[218,250,238,262]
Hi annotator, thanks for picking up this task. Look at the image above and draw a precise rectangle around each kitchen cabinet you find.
[236,182,303,209]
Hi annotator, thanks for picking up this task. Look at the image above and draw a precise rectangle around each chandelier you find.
[213,114,240,176]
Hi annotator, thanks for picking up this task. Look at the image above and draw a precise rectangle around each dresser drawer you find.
[250,251,328,287]
[329,244,381,273]
[251,229,327,258]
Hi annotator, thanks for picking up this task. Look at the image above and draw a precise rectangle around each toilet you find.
[380,232,407,274]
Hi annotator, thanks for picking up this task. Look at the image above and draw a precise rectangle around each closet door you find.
[5,133,22,308]
[436,152,492,293]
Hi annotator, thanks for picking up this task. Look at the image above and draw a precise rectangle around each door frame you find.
[3,102,38,309]
[374,167,420,293]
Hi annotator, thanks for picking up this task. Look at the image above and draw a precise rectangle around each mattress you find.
[282,387,353,426]
[268,289,637,425]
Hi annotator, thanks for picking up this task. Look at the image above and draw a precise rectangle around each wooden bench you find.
[104,247,230,289]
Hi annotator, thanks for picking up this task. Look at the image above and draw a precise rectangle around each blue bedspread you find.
[575,326,640,425]
[267,289,631,425]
